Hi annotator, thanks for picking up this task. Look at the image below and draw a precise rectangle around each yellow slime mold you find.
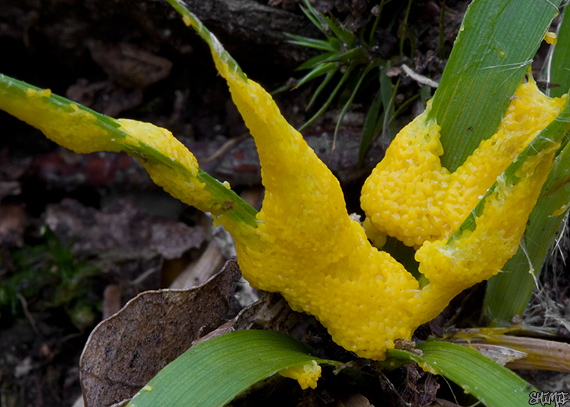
[192,13,563,359]
[361,77,566,247]
[0,8,565,361]
[280,360,322,390]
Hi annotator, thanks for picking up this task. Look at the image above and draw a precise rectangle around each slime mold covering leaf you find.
[0,1,569,361]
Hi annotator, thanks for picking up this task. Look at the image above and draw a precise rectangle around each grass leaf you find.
[484,136,570,323]
[358,82,385,165]
[483,7,570,323]
[380,69,397,142]
[127,330,338,407]
[294,62,337,89]
[549,8,570,98]
[299,63,357,131]
[429,0,562,172]
[389,341,537,407]
[305,69,339,110]
[0,73,258,230]
[333,61,380,150]
[286,34,338,52]
[295,53,336,71]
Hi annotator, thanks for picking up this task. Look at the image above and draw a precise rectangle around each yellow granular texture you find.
[279,360,322,390]
[208,42,422,359]
[3,15,565,361]
[416,145,558,323]
[26,87,51,98]
[2,80,245,236]
[0,87,119,154]
[117,119,210,211]
[117,119,199,173]
[361,77,566,247]
[544,32,557,45]
[116,119,254,241]
[205,34,566,360]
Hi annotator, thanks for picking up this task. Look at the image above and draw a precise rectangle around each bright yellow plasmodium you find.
[116,119,212,212]
[210,49,562,358]
[0,86,118,154]
[201,28,423,359]
[544,31,557,45]
[228,70,556,359]
[178,11,564,361]
[416,146,558,323]
[2,9,565,363]
[361,76,566,247]
[279,360,322,390]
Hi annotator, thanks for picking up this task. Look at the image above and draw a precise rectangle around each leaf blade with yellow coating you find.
[0,73,258,234]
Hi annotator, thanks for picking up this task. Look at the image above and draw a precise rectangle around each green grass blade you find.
[550,8,570,98]
[483,8,570,324]
[367,0,385,45]
[327,47,368,65]
[294,62,337,89]
[380,70,397,141]
[166,0,247,82]
[299,63,356,131]
[322,17,354,47]
[389,341,537,407]
[305,69,338,110]
[398,0,414,55]
[357,68,401,165]
[295,53,336,71]
[286,34,338,52]
[0,73,258,230]
[333,62,379,146]
[358,86,384,165]
[429,0,562,172]
[484,137,570,324]
[127,330,338,407]
[298,0,355,47]
[299,1,327,36]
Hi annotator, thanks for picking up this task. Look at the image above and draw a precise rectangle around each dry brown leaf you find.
[0,202,27,247]
[79,258,241,407]
[192,292,303,347]
[46,198,205,258]
[88,41,173,89]
[0,181,21,201]
[335,394,374,407]
[170,241,226,289]
[102,285,122,319]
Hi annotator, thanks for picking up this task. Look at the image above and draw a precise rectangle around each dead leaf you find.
[192,292,303,346]
[0,181,21,201]
[88,41,173,89]
[0,202,27,247]
[79,258,242,407]
[401,363,440,407]
[429,399,462,407]
[150,221,204,260]
[231,292,303,333]
[46,198,205,258]
[169,241,226,289]
[335,394,374,407]
[66,79,144,117]
[466,344,527,366]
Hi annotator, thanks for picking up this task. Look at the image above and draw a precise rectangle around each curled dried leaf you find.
[80,259,241,407]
